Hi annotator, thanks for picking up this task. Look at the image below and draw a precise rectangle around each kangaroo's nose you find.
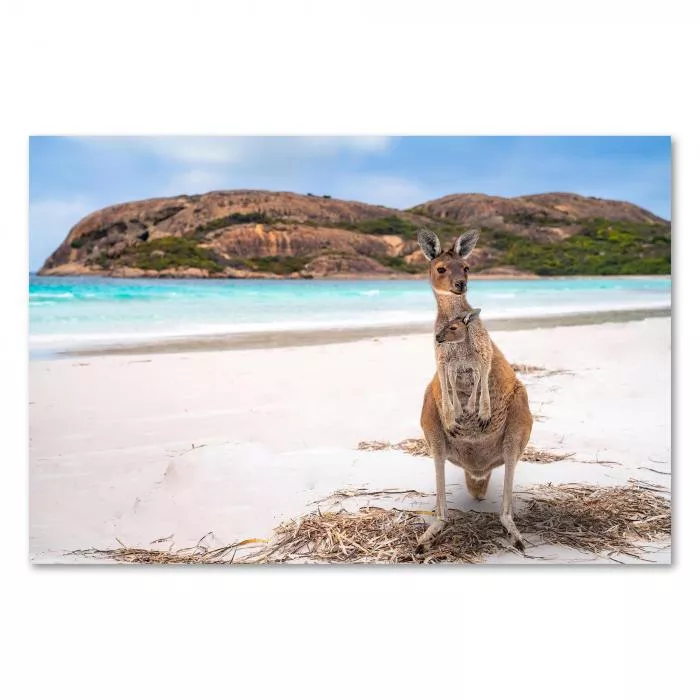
[454,281,465,292]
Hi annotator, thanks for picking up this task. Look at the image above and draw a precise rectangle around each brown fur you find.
[416,230,534,550]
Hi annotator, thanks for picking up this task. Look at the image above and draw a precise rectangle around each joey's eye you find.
[450,326,457,330]
[464,266,470,272]
[437,267,447,273]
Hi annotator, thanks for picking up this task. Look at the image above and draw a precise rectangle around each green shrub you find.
[503,212,568,227]
[370,255,423,274]
[247,256,309,275]
[498,219,671,275]
[194,211,272,236]
[331,216,420,239]
[70,227,112,249]
[128,236,225,273]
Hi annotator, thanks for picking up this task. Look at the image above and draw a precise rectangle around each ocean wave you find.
[30,292,75,299]
[359,290,381,297]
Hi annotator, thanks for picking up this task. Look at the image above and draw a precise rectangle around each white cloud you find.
[168,169,227,194]
[29,197,94,271]
[299,136,393,154]
[333,174,432,209]
[70,135,394,166]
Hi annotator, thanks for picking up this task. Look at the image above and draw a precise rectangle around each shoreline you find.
[32,272,671,281]
[51,306,670,358]
[35,269,541,281]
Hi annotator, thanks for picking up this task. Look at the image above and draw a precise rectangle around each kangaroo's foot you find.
[500,513,525,552]
[416,517,447,552]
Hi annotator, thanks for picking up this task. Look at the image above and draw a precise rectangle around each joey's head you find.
[435,308,482,345]
[417,229,479,296]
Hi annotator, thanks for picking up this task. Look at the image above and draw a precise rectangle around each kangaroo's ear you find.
[464,308,482,323]
[454,230,479,259]
[417,229,442,261]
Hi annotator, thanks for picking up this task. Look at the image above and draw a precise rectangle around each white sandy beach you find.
[29,315,671,564]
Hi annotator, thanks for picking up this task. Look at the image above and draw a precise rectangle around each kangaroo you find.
[416,229,533,551]
[435,307,492,429]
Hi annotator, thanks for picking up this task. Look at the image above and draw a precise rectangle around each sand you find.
[28,315,672,564]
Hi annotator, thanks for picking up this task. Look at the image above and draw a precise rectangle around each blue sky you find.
[29,135,671,271]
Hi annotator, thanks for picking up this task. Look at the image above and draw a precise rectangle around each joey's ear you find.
[417,229,442,261]
[454,230,479,259]
[464,308,482,323]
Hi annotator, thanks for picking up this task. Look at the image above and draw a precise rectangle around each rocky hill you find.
[39,190,671,278]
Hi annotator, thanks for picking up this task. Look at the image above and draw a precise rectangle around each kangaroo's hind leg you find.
[499,384,533,551]
[418,385,449,550]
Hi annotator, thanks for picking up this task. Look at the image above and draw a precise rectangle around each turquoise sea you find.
[29,275,671,355]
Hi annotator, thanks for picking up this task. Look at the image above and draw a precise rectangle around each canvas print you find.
[28,136,671,564]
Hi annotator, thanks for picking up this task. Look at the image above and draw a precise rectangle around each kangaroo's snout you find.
[453,280,466,294]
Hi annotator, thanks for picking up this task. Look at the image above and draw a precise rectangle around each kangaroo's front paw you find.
[478,406,491,426]
[466,399,477,413]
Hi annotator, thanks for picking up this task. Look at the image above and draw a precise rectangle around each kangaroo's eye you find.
[450,326,457,330]
[437,267,447,274]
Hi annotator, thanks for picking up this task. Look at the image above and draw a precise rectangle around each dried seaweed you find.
[521,445,575,463]
[511,363,573,377]
[359,438,572,463]
[70,481,670,565]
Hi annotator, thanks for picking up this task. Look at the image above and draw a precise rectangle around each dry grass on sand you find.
[511,363,573,378]
[358,438,573,464]
[71,480,670,565]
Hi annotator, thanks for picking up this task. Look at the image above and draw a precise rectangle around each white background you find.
[1,1,696,698]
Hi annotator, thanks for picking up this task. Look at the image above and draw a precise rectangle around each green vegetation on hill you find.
[330,215,419,239]
[405,211,670,275]
[68,202,670,277]
[127,236,225,273]
[194,211,271,236]
[368,254,423,274]
[42,189,673,279]
[70,227,113,249]
[129,216,671,276]
[244,256,310,275]
[331,214,468,243]
[493,219,671,275]
[132,217,669,276]
[502,212,568,227]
